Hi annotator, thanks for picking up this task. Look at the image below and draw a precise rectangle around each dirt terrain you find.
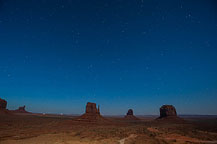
[1,113,217,144]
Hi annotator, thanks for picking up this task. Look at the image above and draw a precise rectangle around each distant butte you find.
[157,105,183,122]
[0,98,9,114]
[159,105,177,118]
[85,102,100,114]
[124,109,139,120]
[0,98,7,110]
[76,102,106,122]
[11,105,30,113]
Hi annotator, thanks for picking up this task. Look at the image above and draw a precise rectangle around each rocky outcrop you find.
[125,109,139,120]
[126,109,133,116]
[0,98,7,109]
[85,102,100,114]
[76,102,105,123]
[12,105,29,113]
[157,105,184,122]
[159,105,177,118]
[18,106,26,111]
[0,98,10,114]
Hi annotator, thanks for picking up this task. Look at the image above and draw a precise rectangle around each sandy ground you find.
[1,113,217,144]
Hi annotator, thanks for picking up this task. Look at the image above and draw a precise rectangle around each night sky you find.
[0,0,217,115]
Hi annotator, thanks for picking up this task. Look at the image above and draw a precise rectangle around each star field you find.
[0,0,217,115]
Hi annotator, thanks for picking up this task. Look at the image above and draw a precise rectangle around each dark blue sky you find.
[0,0,217,115]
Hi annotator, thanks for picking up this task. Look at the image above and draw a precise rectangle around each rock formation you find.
[124,109,139,120]
[0,98,10,114]
[12,105,29,113]
[159,105,177,118]
[18,106,26,111]
[157,105,183,122]
[0,98,7,109]
[85,102,100,114]
[76,102,105,122]
[127,109,133,115]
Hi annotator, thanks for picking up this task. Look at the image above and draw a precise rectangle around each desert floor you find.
[1,114,217,144]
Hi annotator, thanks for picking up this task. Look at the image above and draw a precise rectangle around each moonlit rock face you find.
[160,105,177,118]
[85,102,100,114]
[76,102,105,122]
[0,98,7,109]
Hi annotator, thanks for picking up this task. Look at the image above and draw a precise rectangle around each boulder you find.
[0,98,7,109]
[159,105,177,118]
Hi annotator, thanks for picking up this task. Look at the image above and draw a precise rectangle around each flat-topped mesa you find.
[125,109,139,120]
[159,105,177,118]
[0,98,7,110]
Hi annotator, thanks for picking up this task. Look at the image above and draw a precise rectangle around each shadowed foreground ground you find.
[0,114,217,144]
